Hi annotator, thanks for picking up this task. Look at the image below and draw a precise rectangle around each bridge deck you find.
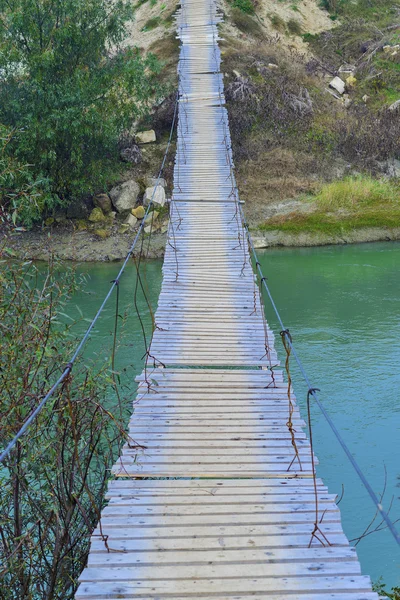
[75,0,377,597]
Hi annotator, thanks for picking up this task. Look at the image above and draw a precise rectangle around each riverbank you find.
[1,226,167,261]
[3,222,400,261]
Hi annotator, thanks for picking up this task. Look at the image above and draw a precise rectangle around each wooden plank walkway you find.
[75,0,378,597]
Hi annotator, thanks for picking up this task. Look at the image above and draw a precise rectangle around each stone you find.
[66,198,91,219]
[135,130,156,144]
[146,176,166,188]
[387,159,400,178]
[362,94,370,103]
[124,213,138,229]
[110,211,117,219]
[346,75,357,88]
[343,97,352,108]
[160,223,169,234]
[233,69,241,78]
[144,210,159,224]
[391,50,398,56]
[93,193,112,214]
[94,229,111,239]
[132,205,146,219]
[119,224,130,234]
[268,63,279,70]
[88,207,105,223]
[388,99,400,111]
[144,225,153,234]
[109,180,140,213]
[120,145,141,164]
[383,45,392,53]
[143,185,166,207]
[329,76,345,95]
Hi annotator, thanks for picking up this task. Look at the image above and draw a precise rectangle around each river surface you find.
[66,241,400,589]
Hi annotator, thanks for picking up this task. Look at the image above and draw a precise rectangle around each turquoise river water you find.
[61,241,400,589]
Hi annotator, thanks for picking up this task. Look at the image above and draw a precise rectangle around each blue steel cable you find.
[239,204,400,548]
[0,93,180,464]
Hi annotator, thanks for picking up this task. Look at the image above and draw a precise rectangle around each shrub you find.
[287,18,302,35]
[231,0,255,14]
[0,260,124,599]
[0,0,161,226]
[230,9,264,38]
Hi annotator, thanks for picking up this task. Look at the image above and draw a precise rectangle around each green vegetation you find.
[230,0,255,14]
[230,8,264,38]
[260,177,400,235]
[0,0,160,227]
[142,16,162,30]
[287,18,302,35]
[0,259,124,598]
[373,580,400,599]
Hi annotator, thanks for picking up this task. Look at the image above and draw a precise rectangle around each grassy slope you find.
[220,0,400,236]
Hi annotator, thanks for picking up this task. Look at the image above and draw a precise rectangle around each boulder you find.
[132,205,146,219]
[109,180,140,213]
[389,99,400,111]
[268,63,279,70]
[88,207,106,223]
[143,185,166,207]
[119,224,130,234]
[93,193,112,214]
[124,213,138,229]
[144,210,160,224]
[329,76,345,95]
[383,45,392,53]
[136,130,156,144]
[66,198,91,219]
[146,176,166,188]
[362,94,370,103]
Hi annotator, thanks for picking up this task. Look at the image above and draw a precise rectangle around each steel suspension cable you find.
[239,204,400,548]
[0,92,180,465]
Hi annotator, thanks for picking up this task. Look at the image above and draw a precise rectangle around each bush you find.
[230,9,264,38]
[0,125,58,227]
[287,18,302,35]
[0,259,125,599]
[231,0,255,14]
[0,0,160,226]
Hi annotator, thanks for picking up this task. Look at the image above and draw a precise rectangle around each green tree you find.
[0,0,160,224]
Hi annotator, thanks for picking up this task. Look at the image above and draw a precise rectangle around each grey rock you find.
[109,180,140,213]
[146,176,166,188]
[66,198,91,219]
[136,130,156,144]
[143,185,166,207]
[124,213,138,229]
[329,76,345,95]
[388,99,400,111]
[93,193,112,214]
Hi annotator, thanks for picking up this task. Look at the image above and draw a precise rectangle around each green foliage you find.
[142,16,162,30]
[0,125,60,227]
[373,579,400,599]
[0,0,161,226]
[270,14,286,31]
[231,0,255,14]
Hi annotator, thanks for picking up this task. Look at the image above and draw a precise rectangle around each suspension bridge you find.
[74,0,379,597]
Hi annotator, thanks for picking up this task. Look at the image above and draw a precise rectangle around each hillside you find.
[2,0,400,258]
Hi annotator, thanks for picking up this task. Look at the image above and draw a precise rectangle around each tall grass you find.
[260,177,400,235]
